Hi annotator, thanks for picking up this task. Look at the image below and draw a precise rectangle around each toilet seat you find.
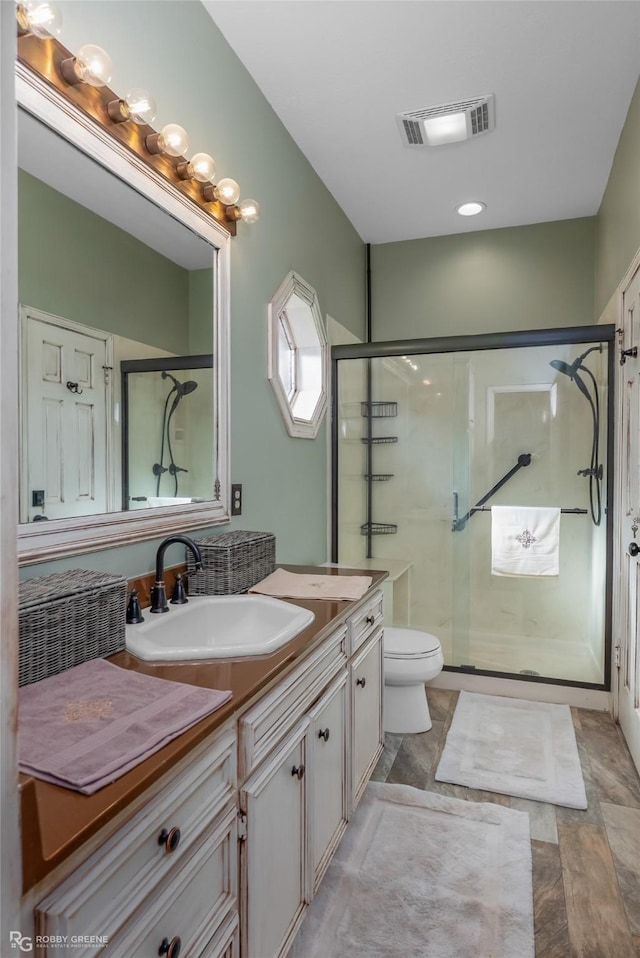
[384,627,441,659]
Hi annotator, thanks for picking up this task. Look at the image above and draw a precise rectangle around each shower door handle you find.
[628,542,640,557]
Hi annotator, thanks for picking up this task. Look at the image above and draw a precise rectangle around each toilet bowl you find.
[383,627,444,734]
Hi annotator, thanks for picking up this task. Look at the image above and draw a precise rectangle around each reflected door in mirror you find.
[21,310,111,522]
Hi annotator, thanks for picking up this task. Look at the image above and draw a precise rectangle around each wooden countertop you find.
[20,565,387,894]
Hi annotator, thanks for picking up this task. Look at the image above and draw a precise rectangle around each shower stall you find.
[332,325,615,689]
[121,354,214,509]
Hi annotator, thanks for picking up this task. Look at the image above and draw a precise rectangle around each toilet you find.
[383,627,444,734]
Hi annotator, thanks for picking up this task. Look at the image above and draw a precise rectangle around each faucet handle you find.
[170,574,189,605]
[150,581,169,614]
[126,589,145,624]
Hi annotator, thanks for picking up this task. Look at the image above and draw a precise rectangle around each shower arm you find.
[452,453,532,532]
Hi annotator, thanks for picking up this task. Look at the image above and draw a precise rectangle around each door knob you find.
[629,542,640,557]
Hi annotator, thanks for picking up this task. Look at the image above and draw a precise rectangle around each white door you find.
[307,671,348,893]
[616,262,640,772]
[240,721,308,958]
[21,310,111,522]
[350,629,384,810]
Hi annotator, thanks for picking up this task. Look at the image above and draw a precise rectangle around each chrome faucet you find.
[150,535,203,614]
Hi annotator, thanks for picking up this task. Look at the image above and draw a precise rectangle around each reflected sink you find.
[125,594,315,661]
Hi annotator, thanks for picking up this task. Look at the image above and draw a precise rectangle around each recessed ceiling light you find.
[456,201,486,217]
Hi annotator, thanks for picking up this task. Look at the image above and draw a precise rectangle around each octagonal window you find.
[268,271,328,438]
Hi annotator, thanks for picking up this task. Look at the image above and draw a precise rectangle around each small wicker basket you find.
[19,569,127,687]
[187,530,276,595]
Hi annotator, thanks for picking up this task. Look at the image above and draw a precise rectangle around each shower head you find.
[162,371,199,398]
[549,345,602,380]
[550,358,593,404]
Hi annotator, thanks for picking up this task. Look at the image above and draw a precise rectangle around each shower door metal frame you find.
[331,323,616,691]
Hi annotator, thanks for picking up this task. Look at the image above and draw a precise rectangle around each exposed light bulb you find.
[146,123,189,158]
[456,201,486,217]
[237,198,260,224]
[178,152,216,183]
[16,1,62,38]
[61,43,112,87]
[202,177,241,205]
[107,88,157,125]
[215,178,241,205]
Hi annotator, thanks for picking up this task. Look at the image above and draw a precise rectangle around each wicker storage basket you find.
[19,569,127,687]
[187,531,276,595]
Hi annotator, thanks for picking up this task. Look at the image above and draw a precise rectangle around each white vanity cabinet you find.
[238,591,384,958]
[34,725,238,957]
[30,588,385,958]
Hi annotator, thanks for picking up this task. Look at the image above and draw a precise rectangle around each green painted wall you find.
[188,270,214,354]
[20,1,365,579]
[371,217,596,341]
[595,77,640,316]
[18,171,188,353]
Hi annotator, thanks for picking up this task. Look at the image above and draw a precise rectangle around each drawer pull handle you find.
[365,615,375,625]
[158,827,181,853]
[318,728,330,742]
[356,676,367,688]
[291,764,305,780]
[159,936,181,958]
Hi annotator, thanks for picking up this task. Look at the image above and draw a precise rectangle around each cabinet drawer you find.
[36,725,236,954]
[107,801,238,957]
[239,626,347,780]
[203,910,240,958]
[348,590,384,655]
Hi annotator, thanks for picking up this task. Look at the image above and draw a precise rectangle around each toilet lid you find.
[384,627,441,658]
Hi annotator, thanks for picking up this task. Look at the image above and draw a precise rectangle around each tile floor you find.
[371,688,640,958]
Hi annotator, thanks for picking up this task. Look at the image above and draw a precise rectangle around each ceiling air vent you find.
[397,94,495,147]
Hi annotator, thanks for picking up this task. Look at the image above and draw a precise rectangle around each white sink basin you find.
[125,594,315,661]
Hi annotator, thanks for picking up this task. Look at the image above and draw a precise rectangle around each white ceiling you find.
[204,1,640,244]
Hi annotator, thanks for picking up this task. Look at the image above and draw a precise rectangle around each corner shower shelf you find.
[360,522,398,536]
[360,401,398,418]
[361,436,398,445]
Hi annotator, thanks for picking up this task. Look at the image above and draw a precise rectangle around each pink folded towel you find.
[249,568,372,601]
[18,659,232,794]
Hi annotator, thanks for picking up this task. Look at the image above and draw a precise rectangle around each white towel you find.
[491,506,561,577]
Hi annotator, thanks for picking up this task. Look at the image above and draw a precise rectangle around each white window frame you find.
[267,271,328,439]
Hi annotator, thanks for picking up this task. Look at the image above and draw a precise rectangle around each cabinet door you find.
[350,629,384,810]
[307,670,348,892]
[241,720,308,958]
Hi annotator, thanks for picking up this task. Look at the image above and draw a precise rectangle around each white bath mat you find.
[436,691,587,808]
[290,781,534,958]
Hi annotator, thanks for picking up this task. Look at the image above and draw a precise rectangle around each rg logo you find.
[9,932,33,952]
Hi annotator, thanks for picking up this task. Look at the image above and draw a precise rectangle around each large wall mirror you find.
[16,62,231,564]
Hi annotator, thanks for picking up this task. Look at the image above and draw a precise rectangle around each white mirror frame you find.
[267,270,328,439]
[16,62,231,565]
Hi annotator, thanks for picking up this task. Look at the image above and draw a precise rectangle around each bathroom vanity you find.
[19,569,386,958]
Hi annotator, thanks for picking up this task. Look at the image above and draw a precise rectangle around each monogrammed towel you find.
[491,506,561,576]
[19,659,231,794]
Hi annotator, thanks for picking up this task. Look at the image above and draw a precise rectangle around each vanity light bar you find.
[15,17,260,234]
